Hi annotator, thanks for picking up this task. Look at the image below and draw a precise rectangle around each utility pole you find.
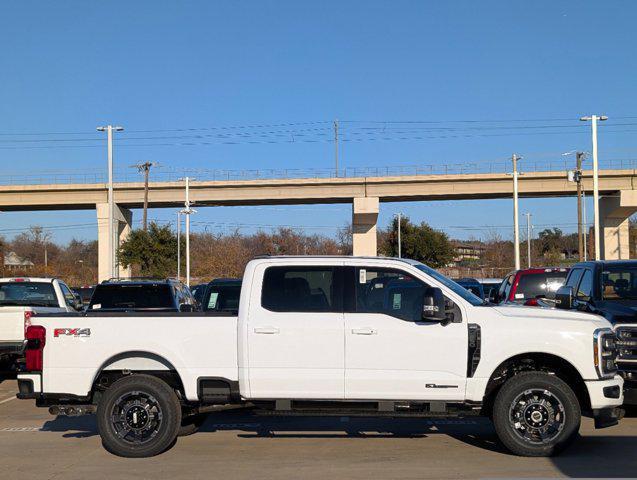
[334,119,339,177]
[582,190,588,260]
[576,152,584,261]
[394,212,402,258]
[525,213,532,268]
[511,154,521,270]
[133,161,156,231]
[580,115,608,260]
[97,125,124,278]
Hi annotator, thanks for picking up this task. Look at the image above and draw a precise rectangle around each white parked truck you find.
[17,257,624,458]
[0,277,81,370]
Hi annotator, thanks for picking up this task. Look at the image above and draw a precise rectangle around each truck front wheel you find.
[96,375,182,458]
[492,371,581,457]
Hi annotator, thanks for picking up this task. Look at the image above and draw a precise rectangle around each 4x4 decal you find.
[54,328,91,338]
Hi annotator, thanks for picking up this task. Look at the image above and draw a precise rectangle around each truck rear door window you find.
[0,282,57,307]
[261,267,336,312]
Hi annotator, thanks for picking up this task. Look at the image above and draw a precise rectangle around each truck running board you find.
[251,400,481,418]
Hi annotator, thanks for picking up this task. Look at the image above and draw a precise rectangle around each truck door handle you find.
[254,326,280,334]
[351,328,377,335]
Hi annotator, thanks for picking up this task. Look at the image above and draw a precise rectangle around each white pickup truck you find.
[0,277,81,370]
[17,257,623,458]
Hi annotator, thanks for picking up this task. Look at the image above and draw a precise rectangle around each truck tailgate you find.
[0,307,29,343]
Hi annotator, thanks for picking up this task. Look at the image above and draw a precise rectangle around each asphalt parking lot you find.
[0,378,636,479]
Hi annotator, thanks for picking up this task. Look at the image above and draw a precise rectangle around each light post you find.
[580,115,608,260]
[178,177,196,287]
[97,125,124,278]
[510,154,522,270]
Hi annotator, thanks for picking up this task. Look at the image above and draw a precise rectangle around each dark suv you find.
[88,278,197,312]
[555,260,637,404]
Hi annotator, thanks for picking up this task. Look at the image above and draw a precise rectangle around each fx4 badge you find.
[54,328,91,338]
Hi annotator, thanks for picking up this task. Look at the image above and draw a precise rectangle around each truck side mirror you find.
[179,303,195,312]
[422,287,447,322]
[555,286,574,309]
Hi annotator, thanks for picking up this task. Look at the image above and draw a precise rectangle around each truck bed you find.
[33,312,239,401]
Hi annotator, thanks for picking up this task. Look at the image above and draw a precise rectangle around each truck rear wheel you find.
[96,375,182,458]
[492,371,581,457]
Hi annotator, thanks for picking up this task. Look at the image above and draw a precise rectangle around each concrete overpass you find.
[1,168,636,280]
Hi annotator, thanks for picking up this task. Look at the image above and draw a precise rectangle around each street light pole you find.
[525,212,532,268]
[176,210,182,280]
[97,124,124,278]
[179,177,196,287]
[512,154,521,270]
[580,114,608,260]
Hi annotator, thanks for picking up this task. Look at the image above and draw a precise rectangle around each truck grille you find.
[616,327,637,376]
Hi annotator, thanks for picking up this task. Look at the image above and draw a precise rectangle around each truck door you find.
[246,264,344,399]
[344,266,467,401]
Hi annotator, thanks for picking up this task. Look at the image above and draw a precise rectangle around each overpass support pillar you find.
[599,191,637,260]
[97,203,133,282]
[352,197,379,256]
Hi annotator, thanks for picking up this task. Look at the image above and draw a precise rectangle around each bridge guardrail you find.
[0,158,634,186]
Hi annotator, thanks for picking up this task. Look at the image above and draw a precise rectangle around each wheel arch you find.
[482,352,591,417]
[90,351,186,402]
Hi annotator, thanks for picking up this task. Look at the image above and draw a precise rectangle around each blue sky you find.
[1,1,636,243]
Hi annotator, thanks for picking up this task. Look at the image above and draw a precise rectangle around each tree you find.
[380,216,454,268]
[118,222,178,278]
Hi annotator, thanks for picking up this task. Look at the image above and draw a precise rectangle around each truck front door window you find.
[576,270,593,302]
[355,268,426,322]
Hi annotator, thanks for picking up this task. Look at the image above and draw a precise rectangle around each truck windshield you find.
[413,264,484,306]
[602,267,637,301]
[89,284,174,310]
[0,282,58,307]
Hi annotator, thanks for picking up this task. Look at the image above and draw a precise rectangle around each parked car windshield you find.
[0,281,58,307]
[89,284,174,310]
[515,272,568,300]
[413,264,484,306]
[602,266,637,301]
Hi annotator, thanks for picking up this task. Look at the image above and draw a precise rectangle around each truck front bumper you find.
[585,375,624,428]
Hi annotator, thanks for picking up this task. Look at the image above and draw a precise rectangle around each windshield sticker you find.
[359,269,366,284]
[392,293,402,309]
[208,292,219,309]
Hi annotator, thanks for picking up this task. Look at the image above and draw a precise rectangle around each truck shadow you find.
[39,410,637,477]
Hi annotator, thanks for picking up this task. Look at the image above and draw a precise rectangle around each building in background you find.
[3,251,34,272]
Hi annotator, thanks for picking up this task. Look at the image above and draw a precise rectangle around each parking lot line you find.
[0,396,15,405]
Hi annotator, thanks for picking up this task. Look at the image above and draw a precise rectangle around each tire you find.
[178,413,207,437]
[96,374,182,458]
[492,372,581,457]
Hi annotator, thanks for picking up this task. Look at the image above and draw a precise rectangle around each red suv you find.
[495,267,569,306]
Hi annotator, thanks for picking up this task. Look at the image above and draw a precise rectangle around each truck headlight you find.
[594,328,618,378]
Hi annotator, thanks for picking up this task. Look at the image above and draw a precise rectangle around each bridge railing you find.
[0,158,634,186]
